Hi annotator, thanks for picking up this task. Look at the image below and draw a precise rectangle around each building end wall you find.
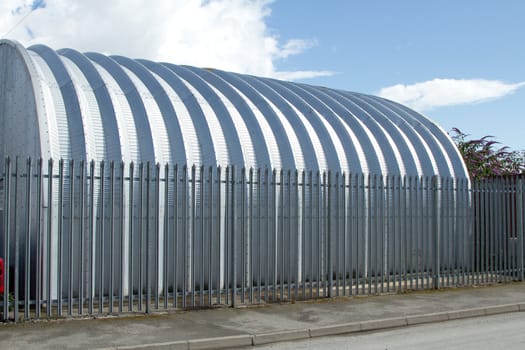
[0,40,42,171]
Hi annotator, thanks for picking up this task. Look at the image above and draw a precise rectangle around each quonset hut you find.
[0,39,467,177]
[0,40,469,306]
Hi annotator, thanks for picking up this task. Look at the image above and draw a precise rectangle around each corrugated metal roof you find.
[0,39,468,178]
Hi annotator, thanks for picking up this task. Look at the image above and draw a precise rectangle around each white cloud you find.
[272,69,334,81]
[378,78,525,112]
[0,0,333,80]
[275,38,317,59]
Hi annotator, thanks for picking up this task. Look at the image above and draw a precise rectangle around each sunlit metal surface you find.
[0,39,467,178]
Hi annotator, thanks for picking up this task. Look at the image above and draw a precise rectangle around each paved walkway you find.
[1,283,525,349]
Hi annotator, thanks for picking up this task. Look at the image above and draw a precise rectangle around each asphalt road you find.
[245,312,525,350]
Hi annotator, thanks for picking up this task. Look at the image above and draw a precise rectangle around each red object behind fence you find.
[0,257,4,294]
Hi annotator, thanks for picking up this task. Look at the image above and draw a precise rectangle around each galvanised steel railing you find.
[0,157,523,322]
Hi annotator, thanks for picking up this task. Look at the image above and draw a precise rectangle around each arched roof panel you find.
[163,64,231,166]
[357,94,440,176]
[278,81,362,174]
[346,92,422,175]
[211,70,292,169]
[57,48,122,162]
[183,66,271,169]
[0,40,469,179]
[112,56,187,165]
[85,52,156,163]
[29,45,89,160]
[242,75,316,170]
[263,77,341,171]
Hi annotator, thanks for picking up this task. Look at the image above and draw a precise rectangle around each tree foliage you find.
[450,128,525,180]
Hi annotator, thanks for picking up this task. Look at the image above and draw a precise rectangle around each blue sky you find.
[1,0,524,151]
[266,0,525,151]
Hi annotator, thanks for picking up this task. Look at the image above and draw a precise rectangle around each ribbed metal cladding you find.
[0,39,468,179]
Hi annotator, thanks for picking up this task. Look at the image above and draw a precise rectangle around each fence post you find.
[24,158,33,320]
[13,158,20,321]
[190,164,196,308]
[432,175,440,289]
[2,157,11,321]
[327,170,333,297]
[145,162,151,314]
[517,177,524,281]
[231,166,236,307]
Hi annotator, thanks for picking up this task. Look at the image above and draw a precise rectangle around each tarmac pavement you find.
[1,283,525,349]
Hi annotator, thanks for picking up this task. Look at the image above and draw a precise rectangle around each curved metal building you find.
[0,39,467,178]
[0,40,472,310]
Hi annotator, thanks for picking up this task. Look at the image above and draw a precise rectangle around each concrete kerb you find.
[406,311,450,325]
[117,340,188,350]
[96,303,525,350]
[188,335,254,350]
[483,304,520,315]
[447,307,486,320]
[360,316,408,331]
[309,322,361,338]
[252,329,310,346]
[519,303,525,312]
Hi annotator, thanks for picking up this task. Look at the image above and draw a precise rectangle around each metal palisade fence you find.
[0,157,524,322]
